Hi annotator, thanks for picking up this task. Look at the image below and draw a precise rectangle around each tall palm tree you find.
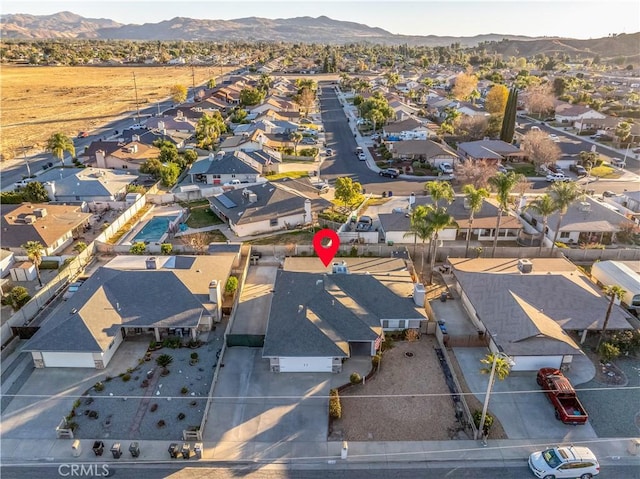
[462,185,489,257]
[526,194,558,255]
[478,352,513,437]
[424,180,454,209]
[488,172,522,257]
[402,205,433,282]
[290,131,303,155]
[426,206,457,284]
[548,181,582,254]
[596,285,627,350]
[22,241,44,287]
[46,133,75,166]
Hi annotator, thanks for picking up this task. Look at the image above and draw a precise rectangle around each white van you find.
[355,146,364,156]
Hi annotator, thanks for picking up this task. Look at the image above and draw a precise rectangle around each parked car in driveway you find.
[546,173,571,182]
[301,137,318,145]
[569,164,588,177]
[438,162,454,174]
[528,446,599,479]
[610,157,626,168]
[379,168,399,178]
[548,134,560,142]
[355,216,373,231]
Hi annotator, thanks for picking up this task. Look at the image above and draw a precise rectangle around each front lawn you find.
[591,165,621,179]
[185,206,223,229]
[248,228,319,245]
[509,163,537,177]
[264,171,310,181]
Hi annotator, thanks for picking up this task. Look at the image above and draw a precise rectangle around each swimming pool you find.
[132,216,177,243]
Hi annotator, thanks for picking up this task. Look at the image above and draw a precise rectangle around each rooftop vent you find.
[578,201,591,213]
[145,257,158,270]
[332,261,349,274]
[33,208,48,218]
[23,215,37,224]
[518,259,533,274]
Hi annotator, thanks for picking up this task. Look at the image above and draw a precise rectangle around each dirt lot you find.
[330,337,461,441]
[1,65,234,158]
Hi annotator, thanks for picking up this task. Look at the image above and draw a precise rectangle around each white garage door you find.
[278,357,333,373]
[512,355,562,371]
[42,352,95,368]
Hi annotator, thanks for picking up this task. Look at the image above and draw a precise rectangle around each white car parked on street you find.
[528,446,599,479]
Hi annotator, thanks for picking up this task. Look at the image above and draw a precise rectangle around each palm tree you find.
[526,194,558,254]
[596,285,627,350]
[548,181,582,254]
[462,185,489,257]
[424,180,454,209]
[22,240,44,287]
[46,133,75,166]
[402,205,433,282]
[478,352,513,437]
[155,354,174,375]
[426,206,457,284]
[290,131,303,155]
[488,172,522,257]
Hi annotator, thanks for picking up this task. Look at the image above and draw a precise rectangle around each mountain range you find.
[1,11,638,58]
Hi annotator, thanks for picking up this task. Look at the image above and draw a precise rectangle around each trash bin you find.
[440,292,448,302]
[181,443,191,459]
[388,191,393,197]
[129,442,140,458]
[72,440,82,457]
[341,441,348,459]
[168,443,180,459]
[194,443,203,459]
[92,441,104,456]
[110,443,122,459]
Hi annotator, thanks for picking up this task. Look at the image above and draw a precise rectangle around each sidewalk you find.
[1,437,638,466]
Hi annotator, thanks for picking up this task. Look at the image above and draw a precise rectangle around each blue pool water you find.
[132,216,177,243]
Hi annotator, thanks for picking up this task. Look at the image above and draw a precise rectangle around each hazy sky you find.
[2,0,639,39]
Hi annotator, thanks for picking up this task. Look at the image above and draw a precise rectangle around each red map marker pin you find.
[313,229,340,267]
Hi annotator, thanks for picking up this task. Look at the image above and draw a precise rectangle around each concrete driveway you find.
[203,347,369,460]
[454,348,597,441]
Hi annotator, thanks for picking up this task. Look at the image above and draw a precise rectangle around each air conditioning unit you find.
[518,259,533,274]
[578,202,591,212]
[23,215,37,224]
[33,208,48,218]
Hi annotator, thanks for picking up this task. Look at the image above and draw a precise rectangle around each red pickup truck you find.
[536,368,589,425]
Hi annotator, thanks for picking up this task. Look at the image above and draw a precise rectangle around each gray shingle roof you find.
[47,168,138,199]
[263,271,426,358]
[457,140,521,160]
[188,152,261,176]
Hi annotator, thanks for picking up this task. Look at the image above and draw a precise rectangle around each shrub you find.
[122,374,131,382]
[0,191,25,204]
[94,382,104,392]
[129,242,147,255]
[329,389,342,419]
[225,276,239,296]
[177,412,186,421]
[404,329,420,342]
[149,340,157,349]
[156,354,174,370]
[73,242,87,253]
[1,286,31,311]
[350,372,362,385]
[162,337,181,349]
[473,409,494,436]
[372,353,382,369]
[381,336,395,352]
[160,243,173,255]
[72,399,81,409]
[40,260,60,269]
[349,246,358,257]
[598,342,620,363]
[181,386,188,395]
[190,352,199,360]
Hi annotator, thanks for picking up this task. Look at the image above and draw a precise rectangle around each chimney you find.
[96,149,106,169]
[145,257,158,269]
[413,283,426,307]
[44,181,56,201]
[132,134,140,143]
[158,121,165,130]
[248,192,258,203]
[209,280,222,319]
[23,215,37,224]
[518,259,533,273]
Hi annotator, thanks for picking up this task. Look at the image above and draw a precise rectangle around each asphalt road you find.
[2,462,638,479]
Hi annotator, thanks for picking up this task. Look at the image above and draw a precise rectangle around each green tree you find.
[359,92,394,132]
[478,352,513,436]
[403,205,433,279]
[170,84,188,103]
[129,242,147,255]
[526,194,557,254]
[426,206,456,284]
[548,181,582,254]
[240,87,264,106]
[140,158,163,179]
[488,172,522,257]
[22,182,50,202]
[207,78,216,89]
[2,286,31,311]
[182,149,198,165]
[46,132,75,166]
[158,145,179,164]
[500,87,518,144]
[294,87,316,117]
[195,111,226,150]
[225,276,239,296]
[22,240,44,287]
[425,180,454,208]
[615,121,632,144]
[159,162,180,187]
[452,71,478,101]
[334,177,363,208]
[73,242,87,253]
[597,285,627,350]
[290,131,303,155]
[462,185,489,257]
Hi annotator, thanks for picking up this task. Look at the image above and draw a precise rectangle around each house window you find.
[531,218,538,227]
[397,320,406,329]
[560,232,570,239]
[270,218,278,227]
[212,174,221,179]
[382,320,389,328]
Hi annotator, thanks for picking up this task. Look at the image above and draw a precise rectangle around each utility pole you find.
[132,72,141,121]
[191,65,196,102]
[20,140,31,177]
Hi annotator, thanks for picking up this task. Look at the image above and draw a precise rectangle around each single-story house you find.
[448,257,633,371]
[188,151,262,185]
[0,249,15,278]
[94,142,160,171]
[378,197,522,244]
[23,254,235,368]
[382,117,432,140]
[263,258,428,373]
[554,103,606,124]
[386,139,458,166]
[522,196,635,246]
[1,203,93,255]
[457,140,525,164]
[145,117,196,135]
[456,102,489,118]
[209,181,331,237]
[42,168,138,202]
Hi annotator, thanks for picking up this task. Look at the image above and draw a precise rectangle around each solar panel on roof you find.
[216,194,237,209]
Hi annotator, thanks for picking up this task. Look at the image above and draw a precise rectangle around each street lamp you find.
[475,351,515,442]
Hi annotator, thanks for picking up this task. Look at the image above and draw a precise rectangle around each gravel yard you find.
[330,337,460,441]
[71,340,221,441]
